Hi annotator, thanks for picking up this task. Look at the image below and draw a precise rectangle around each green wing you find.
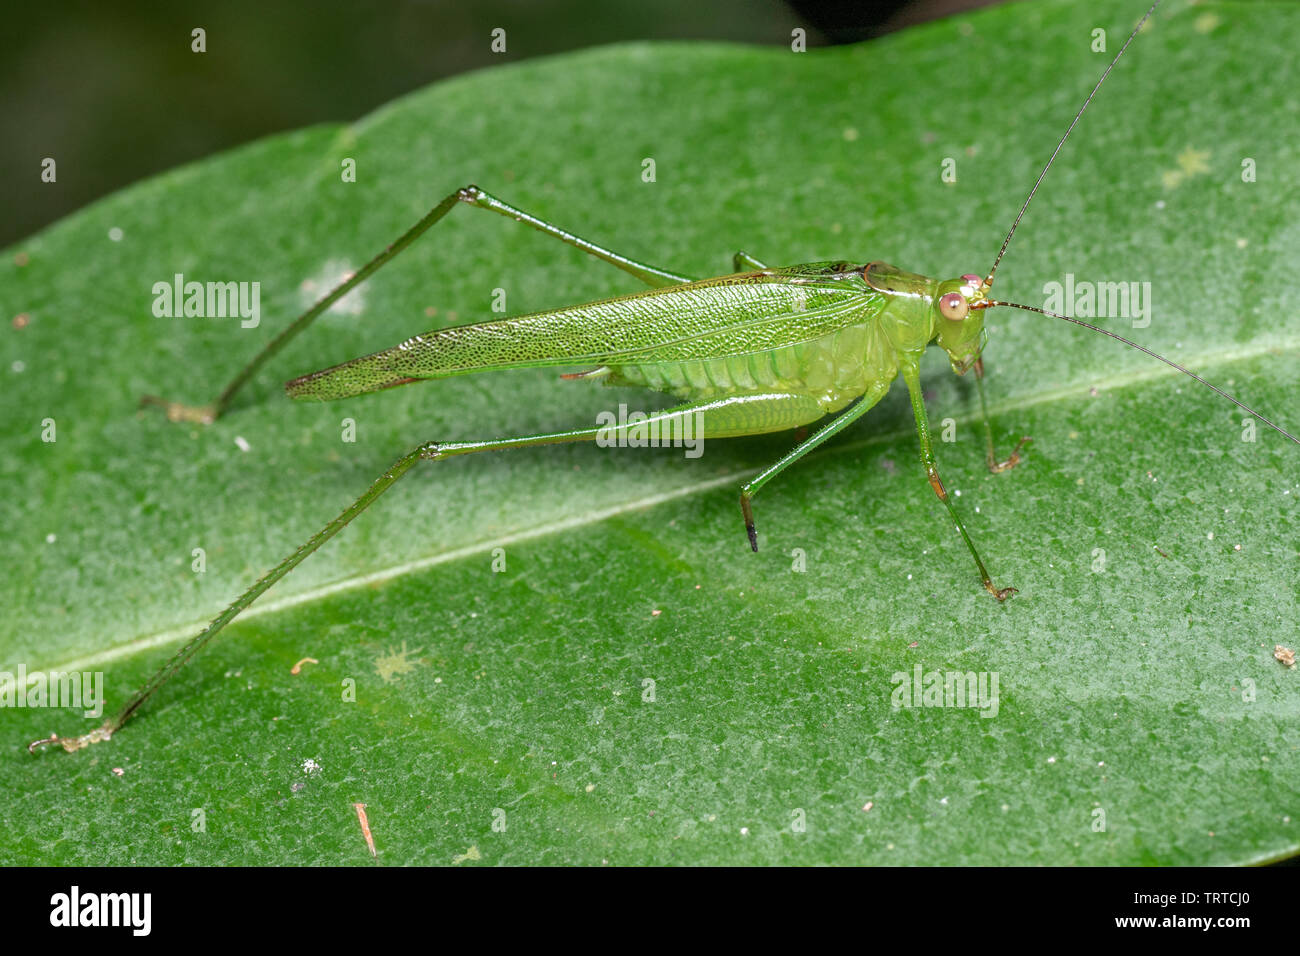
[286,264,886,401]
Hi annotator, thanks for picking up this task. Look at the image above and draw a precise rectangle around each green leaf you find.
[2,0,1297,865]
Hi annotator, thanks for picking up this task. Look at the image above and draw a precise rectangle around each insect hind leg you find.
[143,185,696,423]
[33,390,831,752]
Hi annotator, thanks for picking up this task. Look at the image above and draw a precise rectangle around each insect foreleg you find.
[142,185,694,424]
[900,358,1016,601]
[972,357,1032,473]
[739,383,890,551]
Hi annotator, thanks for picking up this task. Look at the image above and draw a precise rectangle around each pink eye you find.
[939,292,969,321]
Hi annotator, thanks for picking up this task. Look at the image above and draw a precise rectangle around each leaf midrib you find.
[16,334,1293,683]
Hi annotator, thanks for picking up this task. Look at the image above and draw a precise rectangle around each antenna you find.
[985,0,1162,288]
[974,299,1300,447]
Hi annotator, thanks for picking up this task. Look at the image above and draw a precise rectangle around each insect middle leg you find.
[142,185,696,423]
[34,391,824,753]
[739,382,890,551]
[900,357,1016,601]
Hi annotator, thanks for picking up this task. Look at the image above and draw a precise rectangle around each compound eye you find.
[939,292,969,321]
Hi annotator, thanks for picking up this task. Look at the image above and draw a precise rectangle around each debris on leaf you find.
[353,802,376,857]
[452,845,481,865]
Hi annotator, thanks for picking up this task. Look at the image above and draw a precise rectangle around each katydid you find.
[29,0,1298,756]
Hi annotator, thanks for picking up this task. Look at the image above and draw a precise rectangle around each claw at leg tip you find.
[28,724,112,753]
[139,395,216,425]
[984,580,1018,602]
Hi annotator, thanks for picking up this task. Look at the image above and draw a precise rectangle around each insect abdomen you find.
[610,319,895,414]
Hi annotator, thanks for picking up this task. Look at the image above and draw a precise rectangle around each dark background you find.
[1,0,996,248]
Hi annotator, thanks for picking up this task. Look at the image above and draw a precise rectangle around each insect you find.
[29,0,1297,755]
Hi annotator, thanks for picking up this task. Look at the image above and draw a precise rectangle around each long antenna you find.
[985,0,1162,288]
[975,300,1300,447]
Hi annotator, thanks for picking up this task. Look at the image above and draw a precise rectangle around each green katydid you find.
[29,0,1298,756]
